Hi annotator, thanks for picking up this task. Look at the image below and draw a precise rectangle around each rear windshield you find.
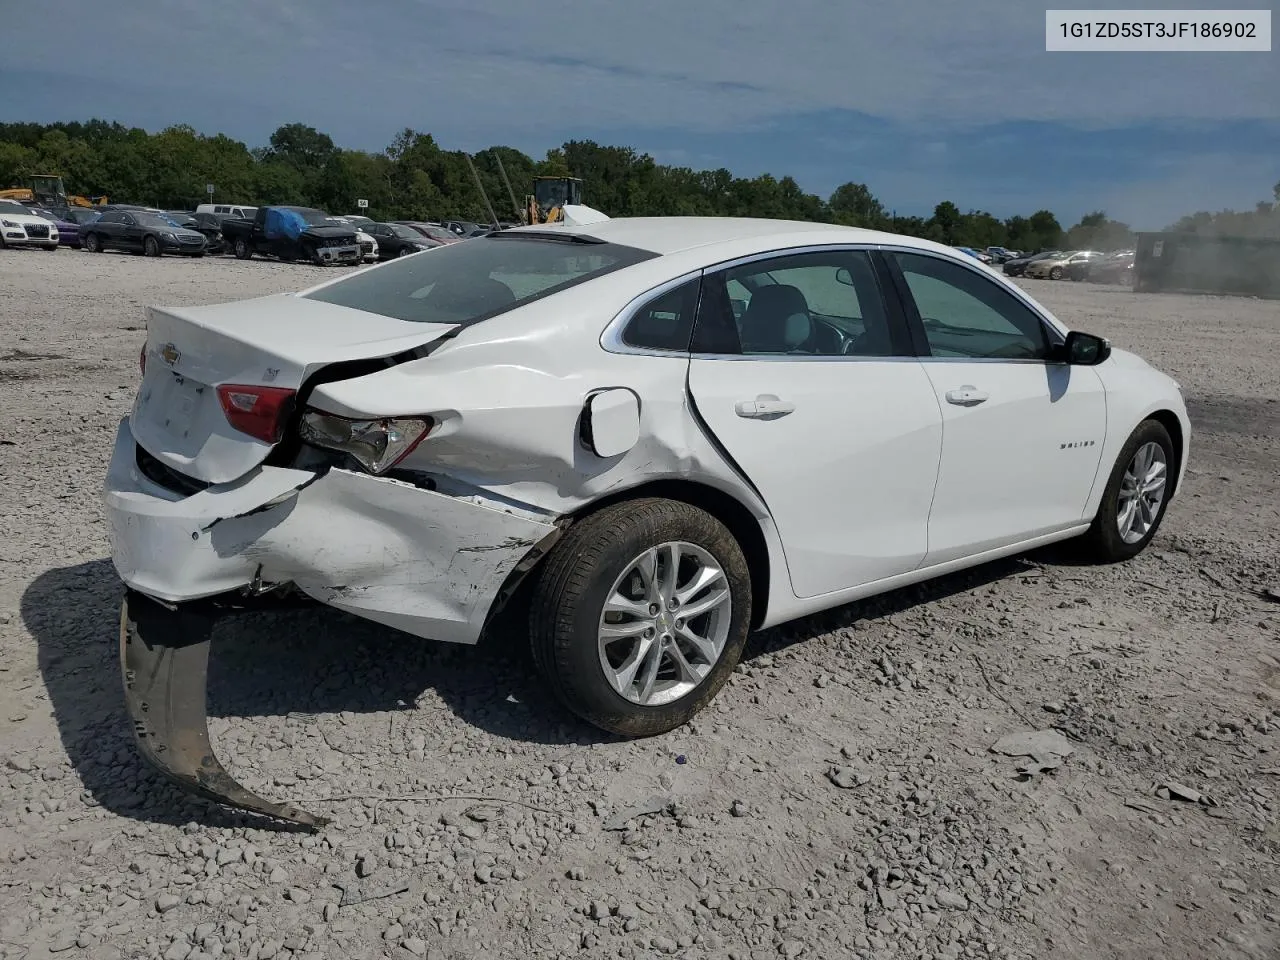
[303,234,658,326]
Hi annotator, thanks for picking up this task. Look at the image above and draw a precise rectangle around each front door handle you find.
[735,395,795,418]
[945,385,988,407]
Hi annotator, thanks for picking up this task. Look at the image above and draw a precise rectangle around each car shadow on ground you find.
[24,551,1043,830]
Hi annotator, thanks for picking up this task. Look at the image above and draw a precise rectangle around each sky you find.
[1,0,1276,229]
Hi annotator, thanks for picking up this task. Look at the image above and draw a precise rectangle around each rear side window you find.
[304,235,657,326]
[621,279,700,351]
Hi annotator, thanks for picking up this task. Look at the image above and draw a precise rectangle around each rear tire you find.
[529,498,752,738]
[1079,419,1175,563]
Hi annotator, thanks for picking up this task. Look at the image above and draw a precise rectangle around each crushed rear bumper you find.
[104,418,559,644]
[104,417,562,826]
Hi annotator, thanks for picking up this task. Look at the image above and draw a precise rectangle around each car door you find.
[885,249,1107,565]
[117,213,143,251]
[98,211,127,249]
[685,248,944,599]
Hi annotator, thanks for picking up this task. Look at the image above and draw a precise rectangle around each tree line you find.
[1,120,1277,250]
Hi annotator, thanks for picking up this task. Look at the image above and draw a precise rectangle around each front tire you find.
[1080,419,1175,562]
[1049,266,1063,280]
[234,237,252,260]
[144,235,160,257]
[83,232,102,253]
[529,499,752,737]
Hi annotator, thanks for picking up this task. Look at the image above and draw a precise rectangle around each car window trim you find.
[601,269,705,356]
[601,242,1066,362]
[879,246,1066,364]
[603,243,925,361]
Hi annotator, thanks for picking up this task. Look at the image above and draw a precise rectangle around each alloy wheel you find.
[1116,441,1168,544]
[597,541,732,706]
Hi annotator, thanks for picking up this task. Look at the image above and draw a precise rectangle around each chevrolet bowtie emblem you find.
[160,343,180,366]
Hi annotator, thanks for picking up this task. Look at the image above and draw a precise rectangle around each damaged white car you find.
[107,216,1189,827]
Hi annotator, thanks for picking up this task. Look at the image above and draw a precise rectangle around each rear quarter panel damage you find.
[302,279,793,625]
[258,469,558,643]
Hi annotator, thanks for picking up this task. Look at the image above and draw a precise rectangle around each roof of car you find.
[501,216,928,257]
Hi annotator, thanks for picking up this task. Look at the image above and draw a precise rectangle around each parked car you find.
[64,207,104,227]
[30,206,80,247]
[984,246,1019,263]
[394,221,462,246]
[0,199,60,250]
[166,211,225,253]
[108,216,1190,827]
[1087,252,1136,285]
[197,203,258,220]
[953,246,993,263]
[1002,250,1061,277]
[361,221,435,259]
[81,209,207,257]
[342,214,375,226]
[440,219,485,237]
[1025,250,1103,280]
[353,226,379,263]
[221,206,361,265]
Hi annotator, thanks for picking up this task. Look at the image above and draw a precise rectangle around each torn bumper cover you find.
[121,591,331,829]
[104,418,560,826]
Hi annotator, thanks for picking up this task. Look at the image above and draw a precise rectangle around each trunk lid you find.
[132,293,457,485]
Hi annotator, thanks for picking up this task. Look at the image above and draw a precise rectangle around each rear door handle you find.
[944,385,988,407]
[735,395,795,418]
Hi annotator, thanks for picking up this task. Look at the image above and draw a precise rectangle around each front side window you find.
[620,279,699,351]
[693,249,899,357]
[892,251,1050,360]
[304,234,657,326]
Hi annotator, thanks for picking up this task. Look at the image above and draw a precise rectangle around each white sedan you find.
[106,216,1188,827]
[0,199,60,249]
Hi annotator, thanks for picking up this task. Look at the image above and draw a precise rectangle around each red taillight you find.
[139,344,146,375]
[216,384,297,444]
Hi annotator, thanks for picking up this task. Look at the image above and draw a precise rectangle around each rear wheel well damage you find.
[484,479,771,638]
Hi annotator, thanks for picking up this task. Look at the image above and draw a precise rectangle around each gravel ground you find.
[1,247,1278,960]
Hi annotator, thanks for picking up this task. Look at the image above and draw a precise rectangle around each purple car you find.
[34,206,101,247]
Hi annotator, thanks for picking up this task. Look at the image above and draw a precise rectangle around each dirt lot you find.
[1,248,1278,960]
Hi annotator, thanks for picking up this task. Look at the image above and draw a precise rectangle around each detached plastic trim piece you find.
[119,590,329,830]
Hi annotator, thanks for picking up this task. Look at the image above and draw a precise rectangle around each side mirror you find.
[1060,330,1111,365]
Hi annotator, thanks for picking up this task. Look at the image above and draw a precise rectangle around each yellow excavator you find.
[524,176,583,225]
[0,175,108,210]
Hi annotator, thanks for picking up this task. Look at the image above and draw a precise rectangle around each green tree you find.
[1065,211,1134,251]
[1027,210,1064,251]
[0,141,36,188]
[828,182,887,228]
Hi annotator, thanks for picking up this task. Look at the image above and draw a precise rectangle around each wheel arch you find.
[1146,408,1184,497]
[484,478,772,639]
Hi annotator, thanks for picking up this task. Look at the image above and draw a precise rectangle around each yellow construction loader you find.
[0,175,108,210]
[524,176,583,225]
